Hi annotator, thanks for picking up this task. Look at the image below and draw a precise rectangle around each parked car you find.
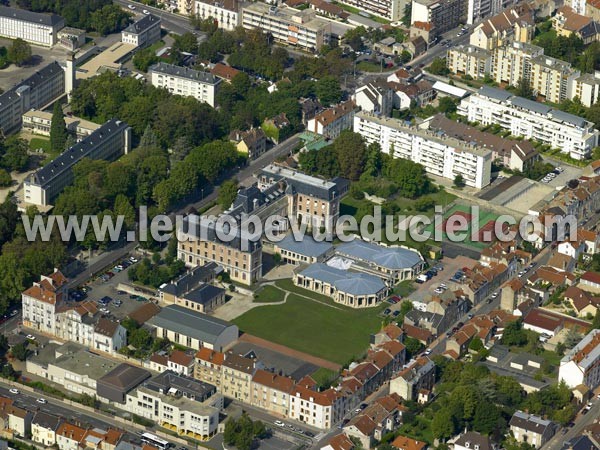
[37,398,47,404]
[9,388,19,394]
[129,256,139,263]
[274,420,285,427]
[127,4,135,9]
[143,8,149,13]
[26,334,35,340]
[392,311,400,317]
[491,292,499,299]
[424,349,432,355]
[383,308,391,315]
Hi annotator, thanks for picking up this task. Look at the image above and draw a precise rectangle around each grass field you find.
[233,287,387,365]
[253,285,285,303]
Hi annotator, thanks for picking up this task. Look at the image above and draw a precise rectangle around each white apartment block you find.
[289,384,344,430]
[242,3,330,52]
[24,119,132,206]
[194,0,240,30]
[530,55,580,104]
[492,41,544,87]
[121,14,161,48]
[458,86,599,160]
[0,5,64,46]
[446,45,492,79]
[411,0,467,35]
[149,62,220,107]
[559,329,600,389]
[22,109,101,140]
[338,0,403,21]
[570,71,600,107]
[353,111,492,188]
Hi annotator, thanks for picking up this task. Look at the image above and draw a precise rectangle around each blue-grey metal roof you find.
[336,240,423,270]
[183,283,225,305]
[0,5,64,26]
[147,305,237,344]
[509,96,552,115]
[550,109,587,128]
[276,234,333,258]
[150,62,219,85]
[298,263,386,296]
[123,13,159,34]
[479,86,511,102]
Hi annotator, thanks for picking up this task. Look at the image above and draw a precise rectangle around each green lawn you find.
[311,367,338,388]
[393,280,415,297]
[274,278,333,305]
[357,61,386,73]
[29,137,52,153]
[233,291,387,365]
[253,285,286,303]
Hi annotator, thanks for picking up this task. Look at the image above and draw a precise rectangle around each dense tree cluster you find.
[223,413,268,450]
[50,103,68,154]
[16,0,130,33]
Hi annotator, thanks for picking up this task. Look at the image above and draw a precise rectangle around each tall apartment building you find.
[530,55,580,104]
[458,87,599,160]
[0,59,73,135]
[149,62,220,107]
[121,13,161,48]
[570,72,600,107]
[446,45,492,79]
[337,0,403,21]
[353,111,492,188]
[491,41,544,87]
[306,99,356,139]
[22,269,68,335]
[411,0,468,36]
[0,5,64,46]
[24,119,132,206]
[194,0,241,30]
[559,329,600,389]
[241,3,331,52]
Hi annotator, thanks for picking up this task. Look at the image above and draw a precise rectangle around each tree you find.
[89,4,131,35]
[0,169,11,187]
[469,337,484,352]
[334,131,367,181]
[453,174,465,188]
[438,97,457,114]
[515,77,534,99]
[428,57,449,76]
[219,179,239,209]
[473,401,501,434]
[316,76,343,106]
[404,337,423,358]
[50,102,68,153]
[7,38,31,66]
[400,50,412,64]
[1,363,16,380]
[133,47,159,72]
[11,343,28,361]
[2,136,29,172]
[173,32,199,54]
[592,309,600,329]
[431,409,456,440]
[502,321,528,346]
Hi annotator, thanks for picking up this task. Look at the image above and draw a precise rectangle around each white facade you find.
[559,329,600,389]
[571,0,586,14]
[353,111,492,188]
[124,388,222,439]
[353,82,394,117]
[0,6,64,46]
[149,62,220,107]
[307,99,355,139]
[194,0,240,30]
[337,0,403,20]
[288,387,343,430]
[458,87,599,160]
[121,14,161,48]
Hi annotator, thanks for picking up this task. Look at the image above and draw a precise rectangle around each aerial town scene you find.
[1,0,600,448]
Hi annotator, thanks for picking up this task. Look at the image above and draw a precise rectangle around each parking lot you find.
[539,164,582,187]
[69,254,156,322]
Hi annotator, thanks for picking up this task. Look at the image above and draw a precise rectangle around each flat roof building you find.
[96,364,151,404]
[149,62,220,107]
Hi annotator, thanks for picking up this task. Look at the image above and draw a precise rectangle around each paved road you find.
[543,396,600,450]
[114,0,199,35]
[0,381,159,447]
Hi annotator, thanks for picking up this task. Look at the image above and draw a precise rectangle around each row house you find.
[290,377,346,429]
[149,350,195,376]
[22,269,68,335]
[452,262,511,305]
[251,369,295,418]
[445,316,495,358]
[0,397,32,439]
[390,357,435,401]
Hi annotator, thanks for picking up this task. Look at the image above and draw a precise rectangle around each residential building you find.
[57,27,85,50]
[509,411,556,448]
[121,14,161,48]
[391,435,428,450]
[559,329,600,389]
[251,369,294,417]
[81,428,123,450]
[31,412,61,447]
[56,422,87,450]
[158,264,224,314]
[571,72,600,107]
[446,45,492,79]
[322,434,356,450]
[410,0,468,36]
[491,41,544,87]
[354,111,492,188]
[124,371,222,440]
[336,0,403,20]
[289,378,345,429]
[426,114,539,171]
[22,109,101,140]
[5,402,32,438]
[588,0,600,22]
[149,350,196,376]
[353,80,394,117]
[458,86,600,160]
[307,99,356,139]
[0,59,73,135]
[194,348,225,388]
[451,432,494,450]
[149,62,220,107]
[195,0,241,30]
[387,80,435,110]
[523,307,590,337]
[24,119,132,206]
[294,263,388,308]
[469,3,534,50]
[21,269,68,335]
[530,55,580,104]
[221,353,256,403]
[96,364,152,404]
[229,128,268,160]
[390,357,435,401]
[241,3,331,52]
[210,63,241,82]
[553,6,600,44]
[147,304,239,352]
[0,5,64,46]
[581,271,600,292]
